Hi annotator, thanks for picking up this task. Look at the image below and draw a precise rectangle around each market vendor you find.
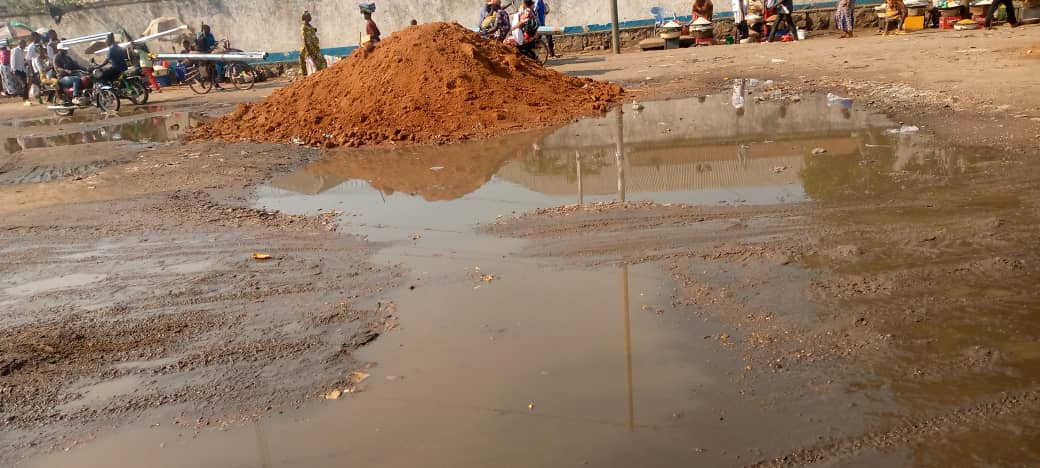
[692,0,714,20]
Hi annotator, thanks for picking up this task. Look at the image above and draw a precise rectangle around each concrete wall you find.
[2,0,847,56]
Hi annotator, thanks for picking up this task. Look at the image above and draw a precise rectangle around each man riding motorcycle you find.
[53,45,87,104]
[97,34,128,84]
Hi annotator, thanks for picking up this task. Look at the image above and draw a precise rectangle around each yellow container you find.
[904,15,925,30]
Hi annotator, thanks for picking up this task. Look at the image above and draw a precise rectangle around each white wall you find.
[6,0,824,54]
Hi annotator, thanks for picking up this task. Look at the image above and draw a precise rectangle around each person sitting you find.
[480,0,512,41]
[883,0,907,35]
[505,0,538,47]
[35,48,58,89]
[53,45,85,103]
[98,34,128,83]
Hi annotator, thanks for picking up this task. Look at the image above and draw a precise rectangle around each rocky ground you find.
[1,25,1039,467]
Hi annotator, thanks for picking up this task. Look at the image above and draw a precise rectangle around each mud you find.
[2,25,1040,468]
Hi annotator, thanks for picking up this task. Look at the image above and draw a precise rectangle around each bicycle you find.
[184,62,216,94]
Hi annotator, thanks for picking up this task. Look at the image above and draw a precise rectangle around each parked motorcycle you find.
[44,68,121,116]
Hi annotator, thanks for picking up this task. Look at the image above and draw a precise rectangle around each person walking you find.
[534,0,558,58]
[360,3,381,47]
[984,0,1019,28]
[835,0,855,37]
[299,10,327,76]
[135,43,162,92]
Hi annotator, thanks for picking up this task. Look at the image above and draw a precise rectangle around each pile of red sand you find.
[194,22,624,148]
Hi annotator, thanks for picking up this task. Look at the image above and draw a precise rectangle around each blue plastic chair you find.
[650,6,677,34]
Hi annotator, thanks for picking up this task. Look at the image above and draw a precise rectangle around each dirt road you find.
[2,25,1039,467]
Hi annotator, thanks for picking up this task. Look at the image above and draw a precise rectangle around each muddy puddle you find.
[2,111,210,156]
[0,105,173,129]
[28,92,1010,467]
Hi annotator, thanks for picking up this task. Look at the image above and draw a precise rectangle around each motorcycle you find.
[45,68,121,116]
[109,66,150,105]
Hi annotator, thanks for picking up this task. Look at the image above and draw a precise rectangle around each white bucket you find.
[797,29,807,40]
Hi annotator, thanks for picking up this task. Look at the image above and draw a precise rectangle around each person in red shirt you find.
[360,3,381,46]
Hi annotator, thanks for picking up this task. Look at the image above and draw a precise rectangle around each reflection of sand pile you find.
[270,132,538,200]
[195,22,623,148]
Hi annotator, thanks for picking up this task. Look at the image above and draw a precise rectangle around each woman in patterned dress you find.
[835,0,855,37]
[299,10,328,76]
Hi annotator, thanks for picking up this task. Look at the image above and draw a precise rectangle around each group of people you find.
[479,0,559,58]
[691,0,800,42]
[0,30,109,105]
[0,22,235,106]
[0,27,171,106]
[690,0,1021,42]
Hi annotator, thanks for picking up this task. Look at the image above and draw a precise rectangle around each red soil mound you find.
[194,22,623,147]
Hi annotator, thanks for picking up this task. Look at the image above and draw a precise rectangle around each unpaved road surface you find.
[2,26,1040,467]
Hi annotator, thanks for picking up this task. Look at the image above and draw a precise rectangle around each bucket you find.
[796,29,807,39]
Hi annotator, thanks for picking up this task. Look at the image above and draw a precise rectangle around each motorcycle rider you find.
[98,34,128,83]
[53,45,86,104]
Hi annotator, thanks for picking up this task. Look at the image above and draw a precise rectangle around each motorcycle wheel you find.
[229,64,257,91]
[97,89,120,112]
[127,80,149,105]
[54,106,74,117]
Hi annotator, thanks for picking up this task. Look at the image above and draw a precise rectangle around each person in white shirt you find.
[10,40,29,103]
[24,32,43,103]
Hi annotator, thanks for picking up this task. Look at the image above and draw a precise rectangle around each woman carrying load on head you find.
[835,0,855,37]
[300,10,328,76]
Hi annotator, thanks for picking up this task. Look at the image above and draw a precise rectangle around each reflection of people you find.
[299,11,328,76]
[836,0,855,37]
[731,79,746,115]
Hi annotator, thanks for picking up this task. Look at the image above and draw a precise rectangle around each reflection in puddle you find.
[2,111,211,155]
[0,105,171,128]
[257,94,927,222]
